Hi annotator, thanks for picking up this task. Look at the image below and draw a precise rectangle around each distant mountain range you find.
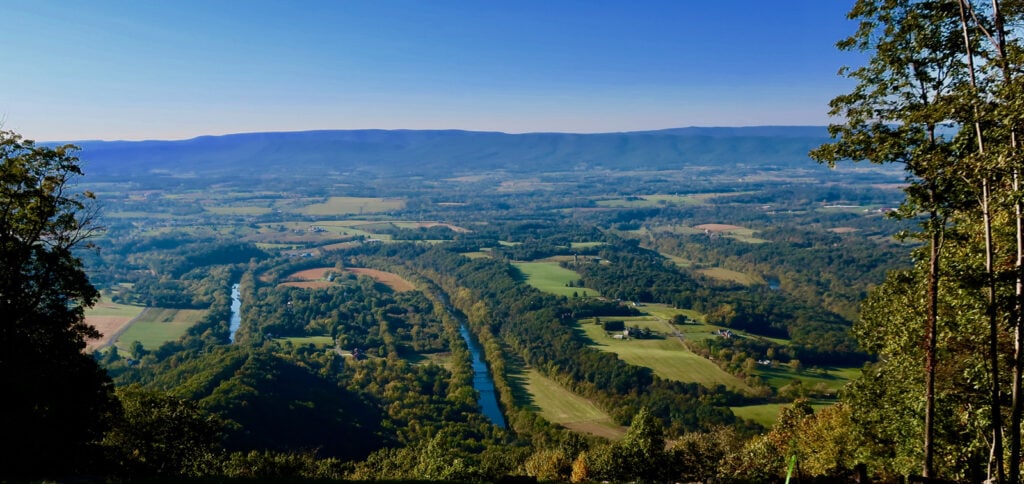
[65,126,833,177]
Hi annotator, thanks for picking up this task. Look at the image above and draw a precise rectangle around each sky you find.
[2,1,861,141]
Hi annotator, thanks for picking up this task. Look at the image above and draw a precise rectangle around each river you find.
[226,281,504,426]
[228,283,241,343]
[458,324,507,428]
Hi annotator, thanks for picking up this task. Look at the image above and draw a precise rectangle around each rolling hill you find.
[65,126,832,177]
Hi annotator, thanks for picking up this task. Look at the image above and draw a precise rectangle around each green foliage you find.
[0,130,119,479]
[103,385,224,477]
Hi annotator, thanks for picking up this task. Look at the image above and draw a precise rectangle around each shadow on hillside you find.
[504,354,539,412]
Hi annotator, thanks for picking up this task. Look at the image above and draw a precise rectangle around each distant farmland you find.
[84,301,146,352]
[116,308,207,357]
[296,197,405,216]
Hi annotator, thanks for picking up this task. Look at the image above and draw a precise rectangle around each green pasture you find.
[85,301,145,319]
[578,320,751,392]
[512,261,601,298]
[570,241,605,249]
[308,221,395,239]
[731,401,834,428]
[721,229,770,244]
[295,197,405,216]
[663,253,693,268]
[754,365,860,394]
[640,303,705,323]
[116,308,207,357]
[515,367,625,439]
[675,323,731,343]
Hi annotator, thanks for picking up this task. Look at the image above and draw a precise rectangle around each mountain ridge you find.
[63,126,833,177]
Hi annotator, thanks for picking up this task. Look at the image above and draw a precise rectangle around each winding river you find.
[459,324,507,428]
[226,281,504,426]
[228,283,241,343]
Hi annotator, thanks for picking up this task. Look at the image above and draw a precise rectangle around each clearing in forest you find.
[731,401,835,428]
[693,223,769,243]
[578,319,753,392]
[347,268,416,292]
[295,196,405,216]
[694,223,745,232]
[115,308,207,357]
[514,366,625,440]
[513,261,600,298]
[279,267,336,289]
[84,300,146,352]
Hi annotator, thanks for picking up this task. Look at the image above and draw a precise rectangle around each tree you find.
[103,386,224,477]
[810,1,970,477]
[0,130,117,478]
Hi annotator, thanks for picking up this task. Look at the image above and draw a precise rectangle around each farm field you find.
[694,223,770,243]
[280,267,337,289]
[390,221,471,233]
[731,400,835,428]
[754,365,861,394]
[203,205,273,215]
[278,266,415,292]
[640,303,705,323]
[513,261,600,298]
[83,300,146,352]
[348,268,416,292]
[594,194,706,208]
[296,197,405,216]
[578,320,752,392]
[116,308,207,357]
[515,367,625,439]
[663,253,693,268]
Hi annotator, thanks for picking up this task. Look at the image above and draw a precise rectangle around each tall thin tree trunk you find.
[1013,165,1023,484]
[986,0,1024,479]
[925,215,940,479]
[958,2,1004,479]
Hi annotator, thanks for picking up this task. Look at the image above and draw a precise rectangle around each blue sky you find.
[3,1,860,141]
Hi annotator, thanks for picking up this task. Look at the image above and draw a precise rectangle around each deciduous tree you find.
[0,130,118,478]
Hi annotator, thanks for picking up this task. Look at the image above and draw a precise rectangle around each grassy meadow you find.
[84,300,147,352]
[513,261,600,298]
[116,308,207,357]
[730,401,835,428]
[296,197,405,216]
[578,319,751,392]
[513,367,625,439]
